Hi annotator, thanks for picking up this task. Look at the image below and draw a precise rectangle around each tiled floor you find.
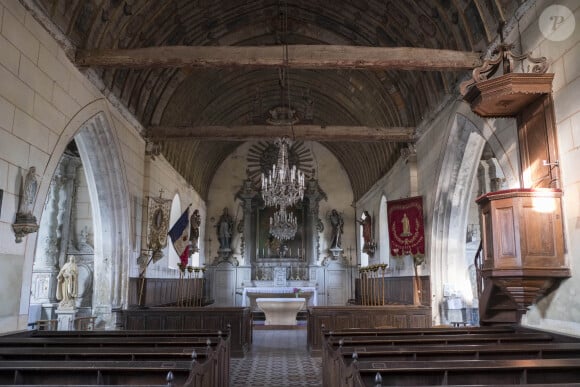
[230,327,322,387]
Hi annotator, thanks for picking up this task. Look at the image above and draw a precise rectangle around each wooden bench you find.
[350,358,580,386]
[330,342,580,361]
[0,329,229,386]
[24,328,228,339]
[321,326,580,387]
[0,360,194,386]
[118,306,252,357]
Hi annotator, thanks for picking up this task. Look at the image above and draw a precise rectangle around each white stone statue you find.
[56,255,78,308]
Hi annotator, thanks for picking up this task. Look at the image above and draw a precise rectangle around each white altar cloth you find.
[242,286,317,307]
[256,298,305,325]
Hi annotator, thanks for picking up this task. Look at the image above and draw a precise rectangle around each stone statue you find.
[400,213,412,237]
[329,209,344,249]
[56,255,78,308]
[358,211,372,251]
[190,209,201,252]
[217,207,234,250]
[18,167,38,217]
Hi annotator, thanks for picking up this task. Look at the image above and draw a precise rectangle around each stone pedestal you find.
[56,307,77,330]
[256,297,305,325]
[329,247,343,259]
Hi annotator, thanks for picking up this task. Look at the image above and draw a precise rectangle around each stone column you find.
[30,176,62,322]
[55,155,82,269]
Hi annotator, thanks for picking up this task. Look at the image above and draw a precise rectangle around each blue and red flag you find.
[168,207,190,267]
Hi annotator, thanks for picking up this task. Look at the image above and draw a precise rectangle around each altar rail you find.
[117,307,251,358]
[307,305,432,355]
[354,275,430,305]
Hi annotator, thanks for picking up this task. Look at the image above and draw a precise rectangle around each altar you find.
[242,287,317,311]
[256,298,306,325]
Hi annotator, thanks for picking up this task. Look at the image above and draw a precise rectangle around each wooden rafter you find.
[76,45,482,71]
[147,125,416,142]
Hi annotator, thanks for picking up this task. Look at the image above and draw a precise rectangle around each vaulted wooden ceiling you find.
[33,0,521,200]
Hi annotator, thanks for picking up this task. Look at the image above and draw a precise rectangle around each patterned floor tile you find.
[230,328,322,387]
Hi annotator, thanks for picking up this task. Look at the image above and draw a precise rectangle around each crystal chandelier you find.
[269,207,298,241]
[261,137,305,209]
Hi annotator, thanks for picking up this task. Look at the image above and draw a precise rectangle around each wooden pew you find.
[8,327,226,337]
[0,345,216,361]
[350,358,580,386]
[321,326,580,387]
[0,330,229,386]
[331,342,580,361]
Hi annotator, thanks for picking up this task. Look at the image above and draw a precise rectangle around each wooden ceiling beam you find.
[76,45,482,71]
[146,125,416,142]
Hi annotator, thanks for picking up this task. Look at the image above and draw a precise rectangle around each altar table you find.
[256,298,306,325]
[241,287,317,310]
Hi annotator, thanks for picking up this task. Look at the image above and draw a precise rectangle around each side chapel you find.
[0,0,579,382]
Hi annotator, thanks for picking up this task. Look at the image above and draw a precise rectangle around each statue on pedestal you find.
[12,166,39,243]
[217,207,234,250]
[56,255,78,309]
[329,209,344,249]
[190,209,201,253]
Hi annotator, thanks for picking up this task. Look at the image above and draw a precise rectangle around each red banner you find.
[387,196,425,256]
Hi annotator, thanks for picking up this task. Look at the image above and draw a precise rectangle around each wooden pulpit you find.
[476,188,570,320]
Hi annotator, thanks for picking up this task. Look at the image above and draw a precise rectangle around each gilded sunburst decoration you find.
[246,140,314,186]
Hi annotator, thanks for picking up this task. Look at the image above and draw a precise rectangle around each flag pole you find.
[138,254,155,307]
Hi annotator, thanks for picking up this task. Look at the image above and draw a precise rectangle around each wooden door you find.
[325,264,347,306]
[213,268,235,306]
[517,95,560,188]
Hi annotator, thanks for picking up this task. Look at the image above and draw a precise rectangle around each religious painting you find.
[146,196,172,261]
[256,204,305,259]
[387,196,425,256]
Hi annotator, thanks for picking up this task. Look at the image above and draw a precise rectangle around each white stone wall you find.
[0,1,202,332]
[516,0,580,336]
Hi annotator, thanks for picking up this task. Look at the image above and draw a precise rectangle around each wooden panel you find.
[165,315,182,330]
[520,199,565,268]
[326,270,347,306]
[214,270,235,306]
[482,206,494,268]
[119,307,252,358]
[145,315,163,330]
[494,205,520,267]
[335,315,353,330]
[307,305,432,354]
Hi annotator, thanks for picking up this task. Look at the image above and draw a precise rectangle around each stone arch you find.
[75,111,132,326]
[24,99,132,328]
[429,102,519,324]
